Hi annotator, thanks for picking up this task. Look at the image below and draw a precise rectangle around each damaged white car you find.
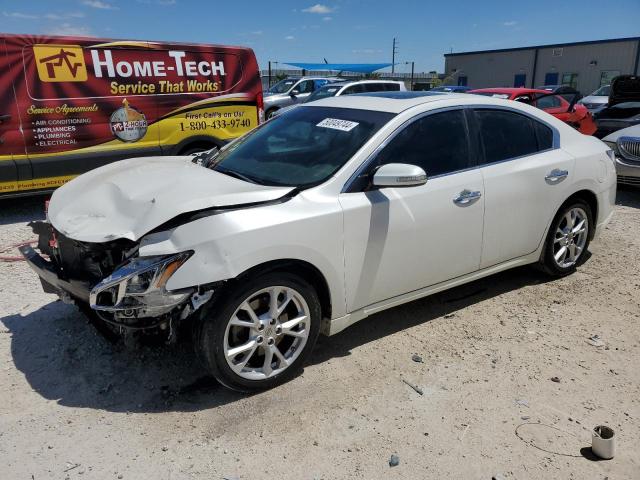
[21,92,616,391]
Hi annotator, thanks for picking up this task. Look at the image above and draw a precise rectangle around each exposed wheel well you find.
[232,260,332,320]
[178,141,220,155]
[564,189,598,239]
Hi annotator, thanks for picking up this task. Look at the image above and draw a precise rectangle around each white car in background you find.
[21,92,616,392]
[272,79,406,116]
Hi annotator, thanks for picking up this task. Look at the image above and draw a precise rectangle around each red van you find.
[0,34,263,198]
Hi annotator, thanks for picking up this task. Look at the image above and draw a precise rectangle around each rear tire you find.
[266,108,279,119]
[540,200,593,276]
[194,272,321,392]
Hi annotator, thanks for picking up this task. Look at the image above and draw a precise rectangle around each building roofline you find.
[444,36,640,57]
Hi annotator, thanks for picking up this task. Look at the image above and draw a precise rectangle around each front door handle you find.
[545,168,569,183]
[453,189,482,205]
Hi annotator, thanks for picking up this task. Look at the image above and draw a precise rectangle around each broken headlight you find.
[89,252,194,317]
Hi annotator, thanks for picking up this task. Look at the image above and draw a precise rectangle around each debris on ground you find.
[411,354,423,363]
[401,379,424,396]
[587,335,605,347]
[515,399,529,407]
[389,454,400,467]
[444,313,456,319]
[551,376,561,383]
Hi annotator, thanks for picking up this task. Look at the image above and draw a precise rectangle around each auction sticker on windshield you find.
[316,118,359,132]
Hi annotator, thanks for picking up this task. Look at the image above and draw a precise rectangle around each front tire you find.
[540,200,592,276]
[195,272,321,392]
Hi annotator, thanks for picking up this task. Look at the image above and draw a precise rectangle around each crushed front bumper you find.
[19,244,91,303]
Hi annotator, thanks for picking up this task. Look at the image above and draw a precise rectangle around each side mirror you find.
[290,89,300,97]
[372,163,427,188]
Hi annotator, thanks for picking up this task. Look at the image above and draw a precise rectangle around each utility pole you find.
[409,61,414,91]
[392,37,398,74]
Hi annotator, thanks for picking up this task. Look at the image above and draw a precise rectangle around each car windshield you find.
[268,79,297,94]
[201,106,394,187]
[592,85,611,96]
[305,85,343,103]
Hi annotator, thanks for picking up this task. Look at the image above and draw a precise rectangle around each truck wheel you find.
[540,200,592,276]
[195,272,321,392]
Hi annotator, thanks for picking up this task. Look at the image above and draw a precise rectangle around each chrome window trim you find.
[341,104,561,193]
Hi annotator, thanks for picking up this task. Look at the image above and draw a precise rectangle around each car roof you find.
[305,91,476,113]
[470,87,549,95]
[283,76,340,81]
[324,79,402,87]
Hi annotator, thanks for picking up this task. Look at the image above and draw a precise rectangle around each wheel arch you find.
[168,135,225,156]
[231,259,333,321]
[563,189,599,239]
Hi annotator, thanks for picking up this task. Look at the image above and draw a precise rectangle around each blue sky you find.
[1,0,639,72]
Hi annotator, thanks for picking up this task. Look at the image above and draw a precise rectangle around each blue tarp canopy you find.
[283,62,392,73]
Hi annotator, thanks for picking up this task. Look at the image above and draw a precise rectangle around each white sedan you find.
[22,92,616,391]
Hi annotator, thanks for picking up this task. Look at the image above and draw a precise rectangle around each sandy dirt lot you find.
[1,188,639,480]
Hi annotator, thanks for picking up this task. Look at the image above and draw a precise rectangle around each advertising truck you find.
[0,34,263,197]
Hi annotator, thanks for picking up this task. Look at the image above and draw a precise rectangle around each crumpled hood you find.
[48,156,295,243]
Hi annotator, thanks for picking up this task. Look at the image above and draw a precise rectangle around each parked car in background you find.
[594,75,640,138]
[536,85,581,102]
[21,92,615,391]
[0,33,263,198]
[263,76,339,118]
[430,85,473,93]
[272,80,406,116]
[469,88,596,135]
[579,85,610,114]
[602,124,640,186]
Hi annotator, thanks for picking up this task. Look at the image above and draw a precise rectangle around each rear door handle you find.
[453,189,482,205]
[545,169,569,182]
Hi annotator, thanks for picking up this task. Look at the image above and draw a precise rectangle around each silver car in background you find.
[603,124,640,186]
[263,76,340,118]
[579,85,610,114]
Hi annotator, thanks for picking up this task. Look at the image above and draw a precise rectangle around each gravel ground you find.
[1,188,639,479]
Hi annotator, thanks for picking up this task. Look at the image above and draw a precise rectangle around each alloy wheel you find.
[552,207,588,268]
[223,286,310,380]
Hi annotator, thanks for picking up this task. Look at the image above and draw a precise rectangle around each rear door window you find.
[475,109,543,163]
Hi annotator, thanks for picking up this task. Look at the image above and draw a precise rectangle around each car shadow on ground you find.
[616,185,640,208]
[2,303,245,414]
[311,265,552,365]
[2,265,555,413]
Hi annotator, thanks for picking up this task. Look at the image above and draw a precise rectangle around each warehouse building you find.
[443,37,640,94]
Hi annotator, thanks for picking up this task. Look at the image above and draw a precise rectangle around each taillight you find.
[257,91,264,124]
